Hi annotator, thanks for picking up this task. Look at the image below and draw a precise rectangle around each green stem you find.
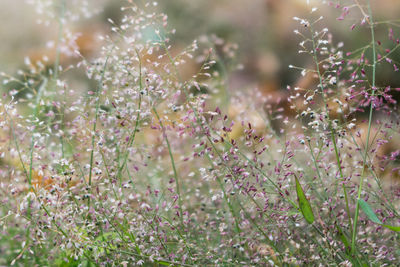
[53,0,65,82]
[351,0,376,254]
[117,49,143,180]
[28,78,47,187]
[88,56,110,209]
[203,152,241,236]
[331,128,353,231]
[6,108,29,182]
[309,23,352,232]
[152,107,184,227]
[88,57,109,185]
[46,0,66,160]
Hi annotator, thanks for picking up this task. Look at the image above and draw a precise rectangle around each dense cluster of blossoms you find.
[0,0,399,266]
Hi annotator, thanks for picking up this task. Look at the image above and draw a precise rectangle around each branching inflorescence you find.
[0,0,399,266]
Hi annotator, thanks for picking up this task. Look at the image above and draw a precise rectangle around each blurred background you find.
[1,0,400,105]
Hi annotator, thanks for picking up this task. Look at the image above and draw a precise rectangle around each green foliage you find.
[294,175,315,224]
[359,199,400,232]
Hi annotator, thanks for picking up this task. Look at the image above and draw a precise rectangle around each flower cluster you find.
[0,0,399,266]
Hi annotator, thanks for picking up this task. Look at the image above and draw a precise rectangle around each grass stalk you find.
[309,23,353,232]
[351,0,377,254]
[87,55,110,212]
[88,56,110,187]
[152,107,184,227]
[117,49,143,180]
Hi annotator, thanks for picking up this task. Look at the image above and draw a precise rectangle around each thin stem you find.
[308,140,323,184]
[28,78,48,187]
[331,128,352,231]
[309,23,352,231]
[117,49,142,180]
[5,106,30,181]
[44,0,66,160]
[55,0,66,158]
[88,57,109,185]
[152,107,184,227]
[351,0,376,254]
[53,0,65,82]
[306,139,325,200]
[203,152,242,236]
[88,56,110,209]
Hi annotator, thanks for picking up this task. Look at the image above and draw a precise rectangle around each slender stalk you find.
[348,131,399,217]
[53,0,65,82]
[28,78,47,187]
[307,139,324,186]
[309,23,352,231]
[331,128,352,230]
[351,0,377,254]
[159,215,193,259]
[96,246,193,267]
[5,106,30,181]
[55,0,67,158]
[117,49,143,179]
[305,139,325,200]
[88,56,110,211]
[88,56,110,186]
[203,152,242,236]
[152,107,184,227]
[235,199,283,264]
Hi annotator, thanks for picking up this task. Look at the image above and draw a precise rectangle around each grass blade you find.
[358,199,400,232]
[294,175,315,224]
[382,225,400,232]
[358,199,381,224]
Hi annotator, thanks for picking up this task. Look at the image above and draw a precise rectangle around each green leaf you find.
[358,199,382,224]
[294,176,314,224]
[383,224,400,232]
[358,199,400,232]
[156,260,171,266]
